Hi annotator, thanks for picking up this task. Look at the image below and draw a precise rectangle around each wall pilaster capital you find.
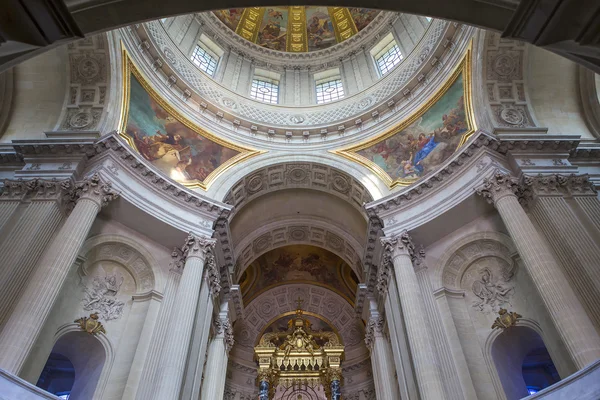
[1,177,72,203]
[63,173,119,210]
[364,315,385,349]
[475,171,524,206]
[214,316,235,351]
[1,178,33,200]
[522,173,597,198]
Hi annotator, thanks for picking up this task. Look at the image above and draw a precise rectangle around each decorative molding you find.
[223,162,372,216]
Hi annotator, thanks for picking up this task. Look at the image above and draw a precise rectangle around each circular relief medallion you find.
[356,96,373,110]
[69,112,92,129]
[289,114,306,124]
[287,167,308,183]
[163,47,178,66]
[331,173,350,194]
[246,173,264,194]
[493,54,516,77]
[289,227,308,241]
[221,97,237,109]
[500,107,524,125]
[253,234,271,252]
[77,57,100,80]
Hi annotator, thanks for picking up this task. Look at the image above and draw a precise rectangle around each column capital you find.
[1,177,71,202]
[173,233,221,296]
[214,316,235,352]
[523,173,597,198]
[63,173,119,210]
[475,170,524,206]
[364,315,385,349]
[380,231,416,259]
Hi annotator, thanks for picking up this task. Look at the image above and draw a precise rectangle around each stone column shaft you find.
[382,276,418,400]
[415,265,477,400]
[0,174,118,374]
[0,198,63,328]
[366,316,399,400]
[382,233,446,400]
[575,195,600,233]
[183,277,215,400]
[529,195,600,329]
[134,269,181,400]
[152,234,217,400]
[477,172,600,369]
[200,316,233,400]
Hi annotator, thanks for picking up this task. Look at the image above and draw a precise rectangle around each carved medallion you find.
[75,313,106,335]
[491,308,521,330]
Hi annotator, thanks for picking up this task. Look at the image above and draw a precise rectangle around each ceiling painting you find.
[239,245,358,305]
[332,49,475,188]
[212,6,379,53]
[258,7,289,51]
[119,54,263,190]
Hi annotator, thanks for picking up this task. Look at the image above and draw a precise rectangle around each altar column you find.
[0,174,118,374]
[475,171,600,369]
[381,233,446,400]
[152,234,217,400]
[200,306,234,400]
[327,367,342,400]
[257,370,271,400]
[365,314,399,400]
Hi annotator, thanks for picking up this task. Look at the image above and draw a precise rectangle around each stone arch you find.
[434,231,517,290]
[233,219,364,280]
[50,323,115,400]
[78,234,161,293]
[482,318,560,400]
[221,161,374,218]
[236,284,365,354]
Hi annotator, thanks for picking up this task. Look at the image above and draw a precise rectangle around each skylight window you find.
[316,78,345,104]
[371,33,404,77]
[190,45,218,77]
[250,79,279,104]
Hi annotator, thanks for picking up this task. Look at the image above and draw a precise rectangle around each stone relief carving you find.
[59,35,110,132]
[469,266,514,313]
[82,273,125,321]
[484,33,535,128]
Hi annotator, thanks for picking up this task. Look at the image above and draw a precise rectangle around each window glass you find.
[250,79,279,104]
[316,79,344,104]
[376,43,403,76]
[190,45,218,77]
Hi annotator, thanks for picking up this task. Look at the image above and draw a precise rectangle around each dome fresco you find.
[213,7,380,52]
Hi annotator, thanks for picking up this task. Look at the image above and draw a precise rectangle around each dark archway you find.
[36,353,75,398]
[492,326,561,400]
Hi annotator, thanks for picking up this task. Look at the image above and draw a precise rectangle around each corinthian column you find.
[0,179,67,328]
[0,173,118,374]
[152,234,218,400]
[200,312,235,400]
[365,315,399,400]
[381,233,446,400]
[476,171,600,369]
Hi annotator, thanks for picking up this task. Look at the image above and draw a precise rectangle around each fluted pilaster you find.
[0,174,118,374]
[133,263,182,400]
[200,315,234,400]
[381,233,446,400]
[0,179,31,233]
[152,233,217,400]
[0,179,67,329]
[476,171,600,369]
[365,315,399,400]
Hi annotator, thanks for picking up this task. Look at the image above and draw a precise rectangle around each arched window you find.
[492,326,560,399]
[36,353,75,398]
[36,331,106,400]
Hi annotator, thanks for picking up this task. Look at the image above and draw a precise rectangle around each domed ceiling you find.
[213,7,380,52]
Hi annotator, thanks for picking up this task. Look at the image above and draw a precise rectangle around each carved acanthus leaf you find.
[475,171,522,205]
[364,315,385,349]
[64,173,119,210]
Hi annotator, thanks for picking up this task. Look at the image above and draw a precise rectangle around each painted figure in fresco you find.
[307,14,334,49]
[349,8,379,31]
[258,9,286,50]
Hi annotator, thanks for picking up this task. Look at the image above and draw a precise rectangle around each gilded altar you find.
[254,303,345,394]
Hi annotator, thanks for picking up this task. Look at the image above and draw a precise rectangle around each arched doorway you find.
[36,331,106,400]
[491,326,560,399]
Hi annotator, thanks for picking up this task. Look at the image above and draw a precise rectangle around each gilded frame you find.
[330,45,476,188]
[118,48,265,190]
